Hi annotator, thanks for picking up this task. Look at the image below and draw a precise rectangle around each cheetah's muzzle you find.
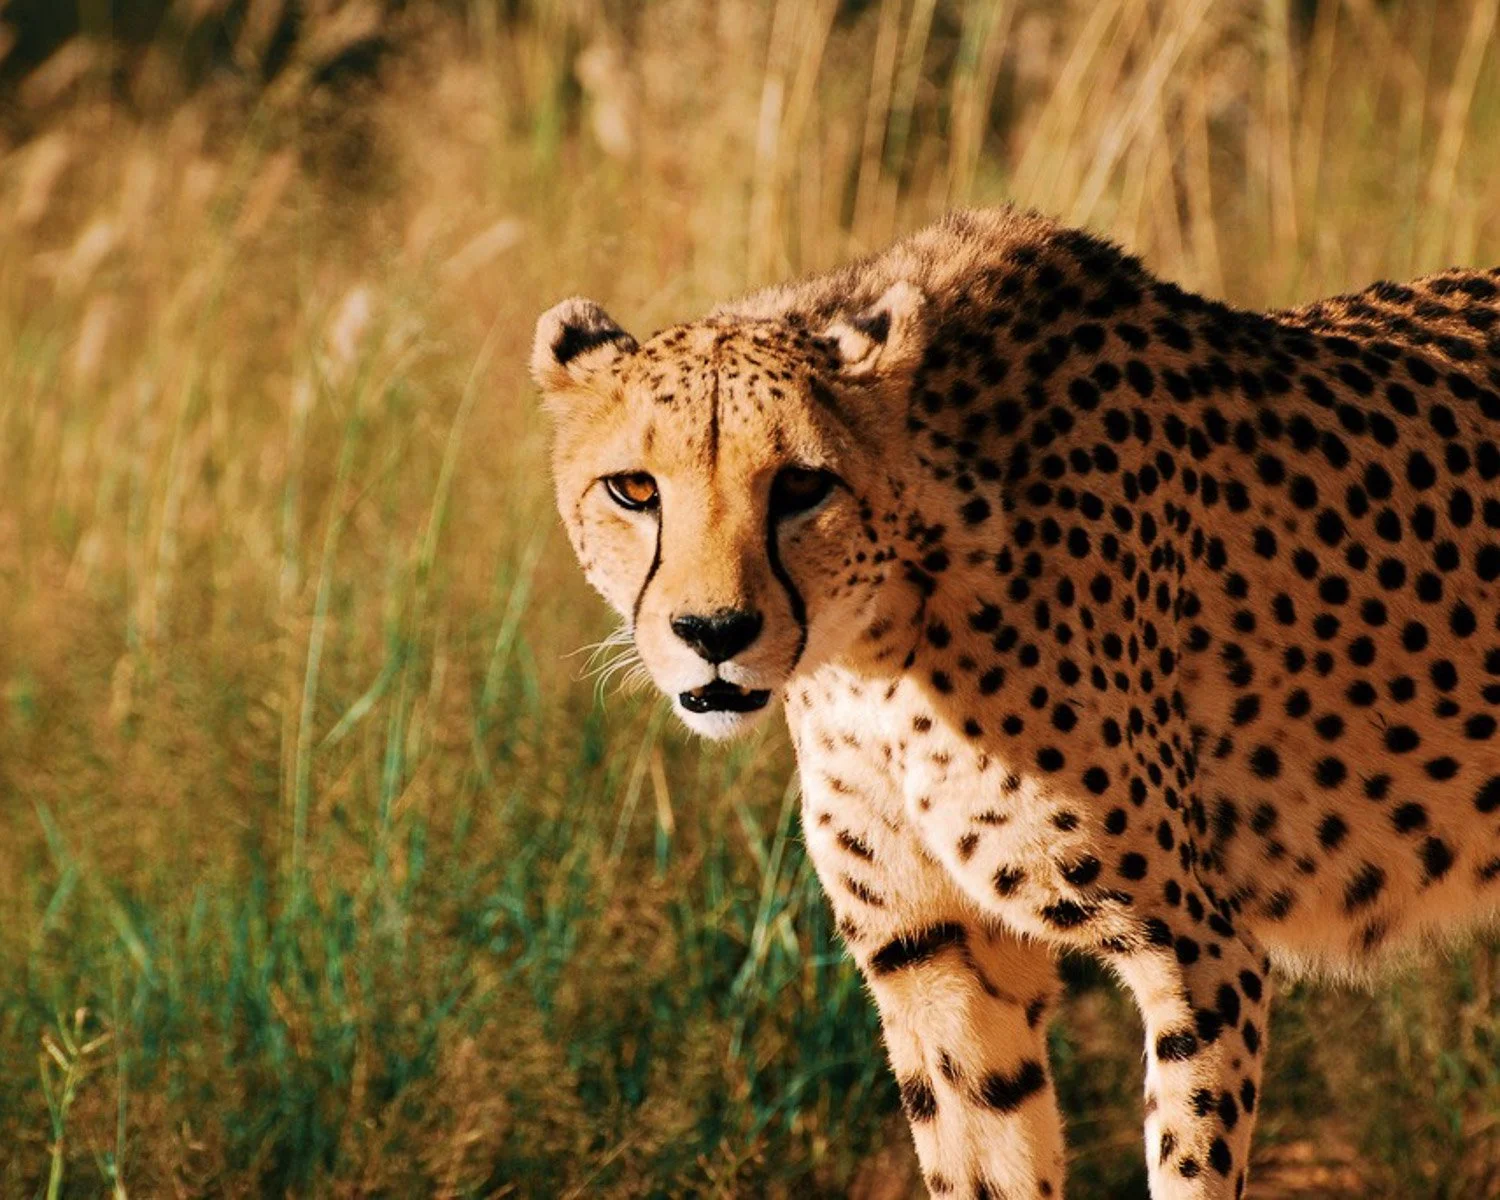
[679,680,772,714]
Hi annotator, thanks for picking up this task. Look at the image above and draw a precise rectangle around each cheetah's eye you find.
[603,472,659,511]
[770,466,838,520]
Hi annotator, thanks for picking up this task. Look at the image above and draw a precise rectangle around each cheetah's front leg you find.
[909,776,1268,1198]
[1109,924,1270,1200]
[802,789,1067,1199]
[865,920,1068,1199]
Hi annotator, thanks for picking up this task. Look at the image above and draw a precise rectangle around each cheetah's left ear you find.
[823,281,925,379]
[531,297,639,400]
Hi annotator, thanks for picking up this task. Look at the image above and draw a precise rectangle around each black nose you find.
[670,609,763,664]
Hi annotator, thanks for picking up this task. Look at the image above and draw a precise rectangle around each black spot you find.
[1313,757,1347,788]
[1431,660,1459,691]
[1126,361,1156,396]
[1392,803,1428,833]
[869,922,968,976]
[837,829,875,860]
[1119,852,1149,880]
[1156,1030,1200,1062]
[1061,856,1102,887]
[1407,451,1437,490]
[899,1075,938,1121]
[978,1059,1048,1112]
[1040,900,1097,929]
[1401,623,1428,653]
[1216,984,1242,1027]
[1314,713,1344,740]
[1212,799,1240,842]
[1317,814,1348,849]
[1248,745,1280,779]
[1422,837,1456,882]
[1343,863,1386,912]
[1385,725,1421,754]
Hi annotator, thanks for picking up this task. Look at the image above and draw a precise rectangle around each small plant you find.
[38,1008,121,1200]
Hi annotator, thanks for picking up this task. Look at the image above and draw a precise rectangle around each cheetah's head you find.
[532,284,924,738]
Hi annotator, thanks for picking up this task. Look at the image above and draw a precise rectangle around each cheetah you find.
[530,207,1500,1199]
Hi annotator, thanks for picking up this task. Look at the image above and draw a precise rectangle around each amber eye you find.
[770,466,838,520]
[603,472,659,511]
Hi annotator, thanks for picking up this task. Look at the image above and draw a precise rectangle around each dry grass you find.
[2,1,1500,1195]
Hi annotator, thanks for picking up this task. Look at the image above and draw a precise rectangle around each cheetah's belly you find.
[1185,651,1500,974]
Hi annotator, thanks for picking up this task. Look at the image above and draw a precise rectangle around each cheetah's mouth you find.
[679,680,772,714]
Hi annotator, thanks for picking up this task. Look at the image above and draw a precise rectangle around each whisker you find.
[619,663,656,695]
[566,623,655,703]
[567,623,636,669]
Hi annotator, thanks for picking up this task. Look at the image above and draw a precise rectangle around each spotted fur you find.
[532,207,1500,1199]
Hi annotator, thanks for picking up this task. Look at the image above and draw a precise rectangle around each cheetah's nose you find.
[670,609,763,664]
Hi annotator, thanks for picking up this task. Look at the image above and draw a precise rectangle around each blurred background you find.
[2,1,1500,1196]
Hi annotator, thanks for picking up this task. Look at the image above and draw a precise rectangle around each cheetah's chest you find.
[788,668,1075,880]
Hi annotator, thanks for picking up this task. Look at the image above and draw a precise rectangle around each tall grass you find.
[2,1,1500,1195]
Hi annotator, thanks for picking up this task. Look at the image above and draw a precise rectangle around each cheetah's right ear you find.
[823,280,926,380]
[531,298,639,400]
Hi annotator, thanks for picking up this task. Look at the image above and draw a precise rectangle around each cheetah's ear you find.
[531,297,639,399]
[823,281,925,379]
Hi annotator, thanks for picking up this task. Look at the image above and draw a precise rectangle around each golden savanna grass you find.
[2,1,1500,1195]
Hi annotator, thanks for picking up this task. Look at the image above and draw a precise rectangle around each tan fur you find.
[533,207,1500,1198]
